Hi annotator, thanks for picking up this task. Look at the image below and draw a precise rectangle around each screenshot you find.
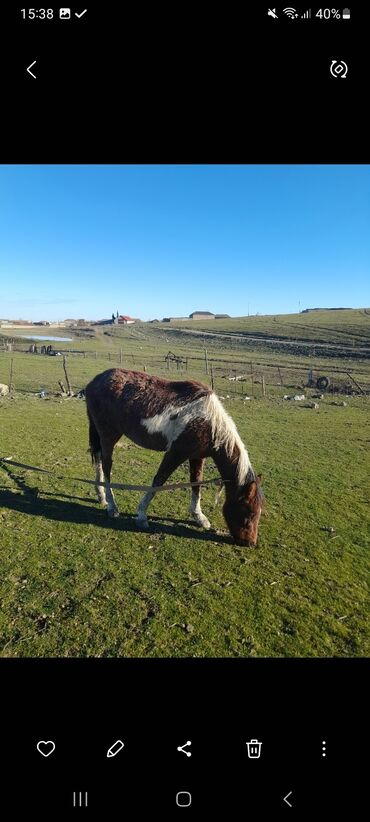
[1,5,368,816]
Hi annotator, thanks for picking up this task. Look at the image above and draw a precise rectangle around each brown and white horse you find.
[85,369,263,546]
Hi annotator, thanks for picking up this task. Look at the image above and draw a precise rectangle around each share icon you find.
[177,740,192,757]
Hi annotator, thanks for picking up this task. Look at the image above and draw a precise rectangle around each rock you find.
[341,401,347,407]
[243,396,251,401]
[293,394,305,401]
[0,384,9,396]
[283,395,291,400]
[308,402,319,409]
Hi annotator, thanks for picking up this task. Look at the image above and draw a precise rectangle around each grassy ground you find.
[0,388,368,658]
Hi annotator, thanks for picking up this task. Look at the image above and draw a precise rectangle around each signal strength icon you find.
[283,7,298,17]
[301,8,311,18]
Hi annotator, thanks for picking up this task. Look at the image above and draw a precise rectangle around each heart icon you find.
[37,740,56,757]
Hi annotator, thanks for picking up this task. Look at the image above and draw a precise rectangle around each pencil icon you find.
[107,739,124,758]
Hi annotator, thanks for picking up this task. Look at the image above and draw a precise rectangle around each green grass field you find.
[0,310,369,658]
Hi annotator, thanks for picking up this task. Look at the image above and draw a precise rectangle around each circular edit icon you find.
[330,60,348,78]
[176,791,192,807]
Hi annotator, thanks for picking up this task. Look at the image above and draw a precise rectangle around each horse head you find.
[223,474,264,546]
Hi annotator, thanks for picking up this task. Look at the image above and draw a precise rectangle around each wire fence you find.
[1,344,369,399]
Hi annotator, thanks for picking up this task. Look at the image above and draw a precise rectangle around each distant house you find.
[34,321,50,326]
[117,315,135,325]
[94,318,115,326]
[11,319,33,325]
[189,311,215,320]
[161,316,188,323]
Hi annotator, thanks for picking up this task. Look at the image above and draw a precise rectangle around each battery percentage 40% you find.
[316,9,342,18]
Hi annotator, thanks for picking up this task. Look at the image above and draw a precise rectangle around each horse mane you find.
[202,392,253,486]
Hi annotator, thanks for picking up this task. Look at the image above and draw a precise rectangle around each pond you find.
[11,335,73,342]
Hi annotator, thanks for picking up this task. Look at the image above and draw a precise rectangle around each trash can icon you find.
[246,739,262,759]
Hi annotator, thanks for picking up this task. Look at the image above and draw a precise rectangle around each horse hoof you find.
[191,513,211,530]
[137,517,149,530]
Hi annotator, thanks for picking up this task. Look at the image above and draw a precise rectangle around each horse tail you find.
[87,410,101,465]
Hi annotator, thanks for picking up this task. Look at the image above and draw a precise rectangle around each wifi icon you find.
[283,7,298,17]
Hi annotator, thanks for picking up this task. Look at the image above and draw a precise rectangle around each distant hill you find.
[166,308,370,348]
[301,307,351,313]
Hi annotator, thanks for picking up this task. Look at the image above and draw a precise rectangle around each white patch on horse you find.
[94,453,107,506]
[140,397,207,449]
[190,490,211,529]
[141,392,252,487]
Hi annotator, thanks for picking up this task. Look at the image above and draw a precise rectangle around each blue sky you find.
[0,165,369,321]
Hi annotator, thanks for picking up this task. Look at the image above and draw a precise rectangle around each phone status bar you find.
[267,8,351,20]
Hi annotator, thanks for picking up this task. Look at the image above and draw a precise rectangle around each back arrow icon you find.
[283,791,293,808]
[27,60,37,79]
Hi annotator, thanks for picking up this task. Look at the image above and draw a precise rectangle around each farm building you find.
[189,311,215,320]
[116,315,135,325]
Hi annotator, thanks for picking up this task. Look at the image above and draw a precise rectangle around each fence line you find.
[1,346,369,399]
[1,340,369,375]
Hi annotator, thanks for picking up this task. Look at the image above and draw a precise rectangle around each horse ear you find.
[245,481,257,502]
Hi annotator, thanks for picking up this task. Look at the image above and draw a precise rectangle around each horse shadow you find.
[0,471,230,545]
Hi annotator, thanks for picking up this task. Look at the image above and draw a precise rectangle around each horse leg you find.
[101,441,119,518]
[94,455,107,506]
[137,449,186,529]
[189,458,211,529]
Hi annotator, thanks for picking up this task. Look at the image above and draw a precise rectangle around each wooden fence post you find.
[262,375,266,397]
[210,366,214,391]
[250,362,254,398]
[9,357,14,393]
[63,355,73,396]
[204,348,209,375]
[120,348,123,364]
